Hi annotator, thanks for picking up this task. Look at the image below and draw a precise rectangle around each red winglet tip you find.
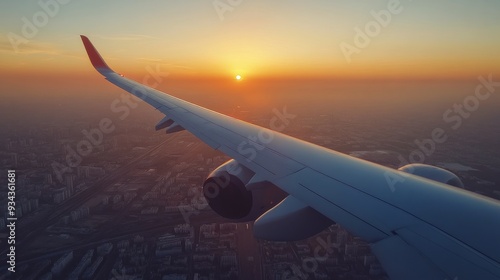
[80,35,112,73]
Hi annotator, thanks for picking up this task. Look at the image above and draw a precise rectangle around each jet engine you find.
[203,159,287,222]
[398,163,464,188]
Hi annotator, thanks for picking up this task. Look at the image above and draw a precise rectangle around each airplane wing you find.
[80,35,500,279]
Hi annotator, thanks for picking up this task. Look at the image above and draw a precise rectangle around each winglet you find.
[80,35,114,75]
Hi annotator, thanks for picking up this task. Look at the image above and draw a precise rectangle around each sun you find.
[235,75,242,81]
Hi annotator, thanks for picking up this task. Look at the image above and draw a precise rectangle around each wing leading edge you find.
[80,36,500,279]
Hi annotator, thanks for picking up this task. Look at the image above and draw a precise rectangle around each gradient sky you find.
[1,0,500,87]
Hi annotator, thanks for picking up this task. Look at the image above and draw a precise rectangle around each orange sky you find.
[1,0,500,94]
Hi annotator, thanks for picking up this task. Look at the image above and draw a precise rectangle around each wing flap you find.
[274,167,421,241]
[371,235,446,280]
[395,225,500,279]
[272,170,388,242]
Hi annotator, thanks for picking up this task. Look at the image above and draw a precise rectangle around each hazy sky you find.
[1,0,500,85]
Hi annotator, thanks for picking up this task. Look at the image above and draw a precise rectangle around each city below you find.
[1,88,499,280]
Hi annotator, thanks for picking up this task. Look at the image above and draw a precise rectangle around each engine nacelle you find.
[203,159,287,222]
[398,163,464,188]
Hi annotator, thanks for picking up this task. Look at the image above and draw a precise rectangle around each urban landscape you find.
[1,87,499,280]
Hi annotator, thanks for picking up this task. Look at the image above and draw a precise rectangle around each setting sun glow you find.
[0,1,499,94]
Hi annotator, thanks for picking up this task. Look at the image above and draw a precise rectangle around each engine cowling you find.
[398,163,464,188]
[203,159,287,222]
